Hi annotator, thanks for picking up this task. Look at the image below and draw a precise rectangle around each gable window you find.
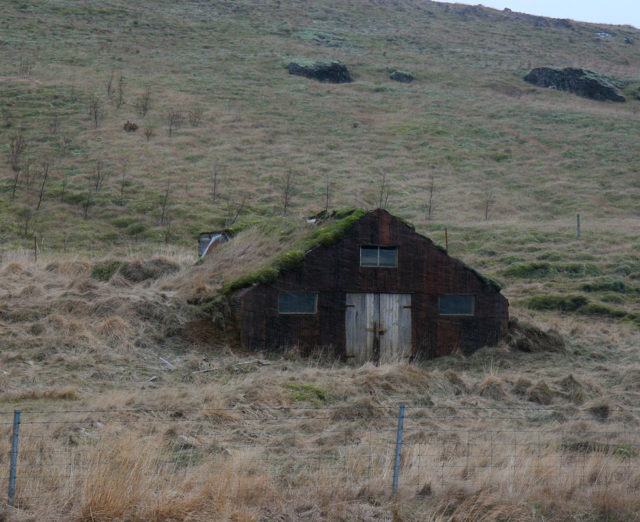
[278,292,318,314]
[360,246,398,267]
[439,295,475,316]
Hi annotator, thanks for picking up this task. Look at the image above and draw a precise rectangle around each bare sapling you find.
[188,107,204,127]
[9,132,27,175]
[324,174,332,213]
[89,96,102,129]
[11,168,20,201]
[18,205,33,237]
[60,170,68,203]
[377,170,389,209]
[135,87,151,117]
[105,69,115,98]
[484,189,494,221]
[160,179,171,226]
[19,57,33,77]
[167,110,183,137]
[282,170,294,216]
[225,195,247,227]
[163,213,172,244]
[116,75,125,108]
[82,175,94,219]
[426,175,435,220]
[93,160,107,192]
[143,127,153,141]
[58,135,72,158]
[35,161,50,211]
[211,163,220,202]
[50,112,59,135]
[119,161,128,206]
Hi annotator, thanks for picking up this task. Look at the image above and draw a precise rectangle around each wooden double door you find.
[345,293,412,364]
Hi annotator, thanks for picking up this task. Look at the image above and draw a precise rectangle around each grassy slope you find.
[1,0,639,248]
[0,1,640,519]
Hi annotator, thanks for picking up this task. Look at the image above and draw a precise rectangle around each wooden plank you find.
[346,293,373,364]
[380,294,411,363]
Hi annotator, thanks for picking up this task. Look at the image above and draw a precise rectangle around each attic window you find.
[278,292,318,314]
[439,295,475,316]
[360,246,397,267]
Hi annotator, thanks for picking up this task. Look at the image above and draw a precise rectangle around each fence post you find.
[392,404,405,494]
[8,409,21,506]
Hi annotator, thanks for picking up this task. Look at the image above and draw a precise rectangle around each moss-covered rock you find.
[524,67,625,102]
[286,58,352,83]
[390,70,414,83]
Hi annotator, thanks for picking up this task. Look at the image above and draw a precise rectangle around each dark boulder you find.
[286,59,352,83]
[389,70,414,83]
[625,37,635,45]
[524,67,625,102]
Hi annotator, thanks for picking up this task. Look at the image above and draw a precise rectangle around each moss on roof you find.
[222,209,366,294]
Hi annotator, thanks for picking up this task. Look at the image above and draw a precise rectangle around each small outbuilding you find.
[228,209,508,363]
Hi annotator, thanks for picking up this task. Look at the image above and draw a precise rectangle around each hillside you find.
[1,0,639,250]
[1,1,640,520]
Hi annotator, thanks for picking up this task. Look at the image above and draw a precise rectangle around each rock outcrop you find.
[389,70,414,83]
[286,59,352,83]
[524,67,625,102]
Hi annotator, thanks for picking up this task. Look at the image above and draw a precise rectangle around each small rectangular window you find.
[278,292,317,314]
[360,246,397,267]
[439,295,475,316]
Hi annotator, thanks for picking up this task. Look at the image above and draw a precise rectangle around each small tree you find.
[426,175,435,220]
[324,174,332,213]
[159,179,171,226]
[9,132,27,174]
[484,189,495,221]
[377,170,389,209]
[58,135,72,158]
[225,196,246,227]
[82,189,93,219]
[188,107,203,127]
[116,75,125,108]
[19,57,33,77]
[35,161,50,211]
[93,160,107,192]
[167,110,183,137]
[211,163,220,202]
[105,69,115,98]
[89,95,102,129]
[282,170,294,216]
[118,161,128,206]
[60,169,68,203]
[135,87,151,117]
[17,204,35,237]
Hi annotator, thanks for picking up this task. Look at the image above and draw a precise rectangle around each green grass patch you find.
[91,260,123,281]
[527,294,589,312]
[581,279,634,294]
[222,209,366,294]
[527,294,639,325]
[282,382,331,405]
[503,262,600,279]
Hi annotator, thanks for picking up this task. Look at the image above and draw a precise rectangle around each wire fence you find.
[2,403,639,507]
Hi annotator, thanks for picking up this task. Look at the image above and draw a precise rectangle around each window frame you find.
[359,245,398,268]
[278,291,318,315]
[438,294,476,316]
